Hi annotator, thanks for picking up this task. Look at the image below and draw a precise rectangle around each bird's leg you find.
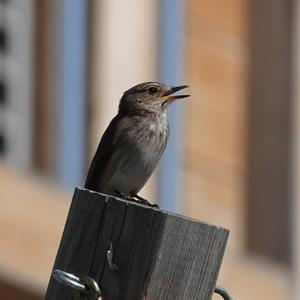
[115,190,141,204]
[115,191,134,201]
[131,193,159,208]
[115,190,159,208]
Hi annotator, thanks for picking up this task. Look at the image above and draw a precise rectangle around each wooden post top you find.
[46,188,229,300]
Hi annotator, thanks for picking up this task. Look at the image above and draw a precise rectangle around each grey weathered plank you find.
[146,215,228,299]
[98,203,166,299]
[46,189,107,299]
[45,188,229,300]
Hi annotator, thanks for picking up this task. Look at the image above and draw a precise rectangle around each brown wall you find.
[248,0,293,264]
[184,0,250,250]
[0,281,42,300]
[33,0,58,176]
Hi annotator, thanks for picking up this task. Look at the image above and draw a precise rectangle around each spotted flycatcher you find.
[84,82,189,206]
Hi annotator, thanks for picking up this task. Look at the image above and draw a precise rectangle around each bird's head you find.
[119,82,189,115]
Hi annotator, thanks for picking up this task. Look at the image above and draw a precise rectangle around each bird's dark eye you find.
[147,86,158,95]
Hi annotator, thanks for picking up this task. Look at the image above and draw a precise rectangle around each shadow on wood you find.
[45,188,229,300]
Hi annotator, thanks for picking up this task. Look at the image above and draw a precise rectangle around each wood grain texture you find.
[45,188,229,300]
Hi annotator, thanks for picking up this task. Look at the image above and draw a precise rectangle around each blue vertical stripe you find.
[159,0,185,212]
[56,0,88,188]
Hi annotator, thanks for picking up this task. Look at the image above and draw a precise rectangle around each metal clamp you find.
[52,271,232,300]
[214,285,233,300]
[52,269,102,299]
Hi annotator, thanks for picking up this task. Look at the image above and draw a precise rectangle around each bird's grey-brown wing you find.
[84,114,122,191]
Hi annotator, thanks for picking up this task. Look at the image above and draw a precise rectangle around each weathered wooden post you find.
[45,188,229,300]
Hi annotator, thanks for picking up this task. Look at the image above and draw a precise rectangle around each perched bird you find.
[84,82,189,206]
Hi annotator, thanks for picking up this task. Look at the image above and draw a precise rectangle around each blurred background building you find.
[0,0,299,299]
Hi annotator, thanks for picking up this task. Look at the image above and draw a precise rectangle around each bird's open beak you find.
[162,85,190,102]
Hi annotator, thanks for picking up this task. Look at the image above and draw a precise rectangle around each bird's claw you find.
[131,193,159,208]
[115,191,134,201]
[115,191,159,208]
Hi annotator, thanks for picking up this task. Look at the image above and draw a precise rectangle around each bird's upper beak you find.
[162,85,190,102]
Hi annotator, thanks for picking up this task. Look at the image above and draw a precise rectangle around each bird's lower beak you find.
[162,85,190,101]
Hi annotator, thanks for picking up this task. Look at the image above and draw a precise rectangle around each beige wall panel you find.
[188,0,248,34]
[184,0,249,250]
[88,0,159,200]
[0,165,70,295]
[186,41,248,170]
[218,254,289,300]
[185,171,245,250]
